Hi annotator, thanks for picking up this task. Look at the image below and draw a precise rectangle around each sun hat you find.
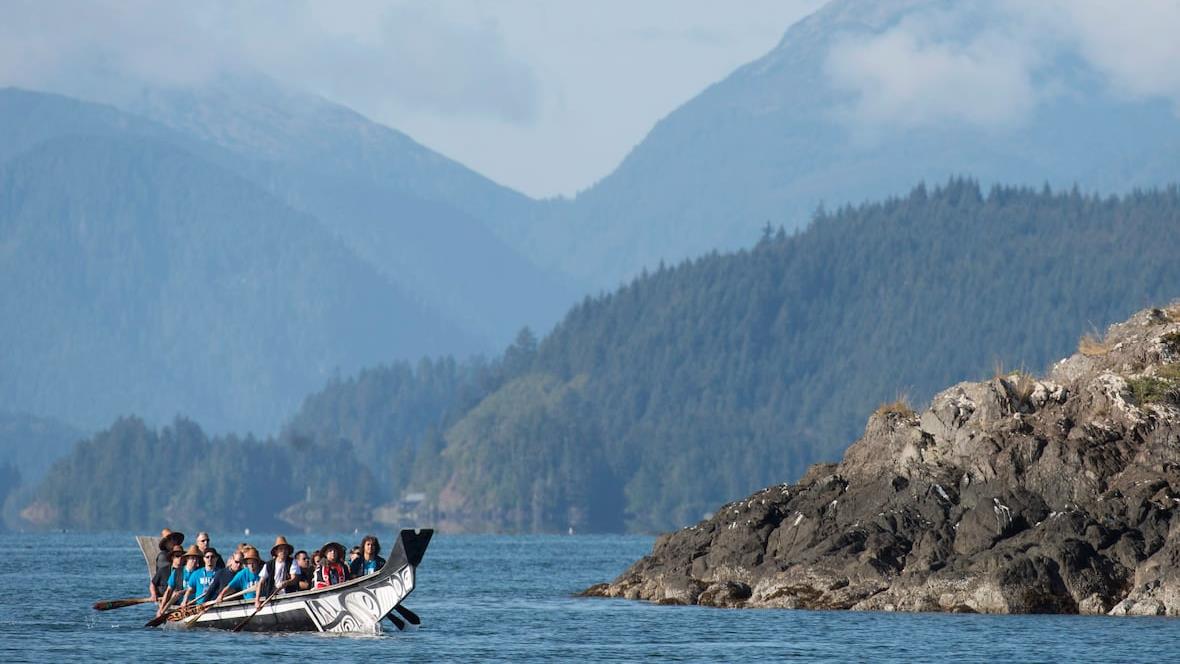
[271,535,294,558]
[158,529,185,551]
[321,541,346,560]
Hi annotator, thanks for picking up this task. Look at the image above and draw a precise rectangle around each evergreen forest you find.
[27,180,1180,533]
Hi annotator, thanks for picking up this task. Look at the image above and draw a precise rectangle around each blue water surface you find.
[1,531,1178,662]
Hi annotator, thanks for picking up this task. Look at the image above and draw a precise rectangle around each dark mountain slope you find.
[0,134,470,432]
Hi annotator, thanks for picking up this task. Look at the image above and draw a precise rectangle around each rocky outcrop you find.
[585,306,1180,615]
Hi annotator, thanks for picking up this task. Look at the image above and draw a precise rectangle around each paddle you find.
[231,579,291,633]
[181,586,252,628]
[93,596,155,611]
[144,590,184,628]
[145,585,250,628]
[385,612,405,631]
[393,604,421,626]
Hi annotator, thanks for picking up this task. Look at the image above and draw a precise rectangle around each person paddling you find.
[180,545,202,587]
[350,534,386,577]
[256,536,296,608]
[314,542,350,588]
[181,547,220,606]
[218,546,263,602]
[204,549,242,603]
[152,545,186,616]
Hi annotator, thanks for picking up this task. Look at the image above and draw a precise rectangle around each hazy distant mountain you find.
[513,0,1180,289]
[0,131,471,433]
[0,412,83,485]
[112,76,579,346]
[2,83,578,349]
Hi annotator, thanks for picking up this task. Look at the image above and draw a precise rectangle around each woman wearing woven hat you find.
[256,535,296,607]
[219,546,263,602]
[350,534,387,578]
[314,542,350,589]
[154,528,185,574]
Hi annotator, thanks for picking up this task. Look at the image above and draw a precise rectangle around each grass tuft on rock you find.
[1127,376,1178,406]
[1079,334,1112,357]
[875,398,916,419]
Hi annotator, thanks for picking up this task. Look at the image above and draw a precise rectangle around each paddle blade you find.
[94,597,153,611]
[385,612,405,631]
[393,604,420,626]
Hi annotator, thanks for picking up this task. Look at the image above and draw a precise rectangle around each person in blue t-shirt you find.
[182,547,221,605]
[152,545,186,617]
[218,546,263,601]
[180,545,202,587]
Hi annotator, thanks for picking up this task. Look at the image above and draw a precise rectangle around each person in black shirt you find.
[195,532,225,570]
[350,534,387,577]
[154,529,185,575]
[291,550,314,591]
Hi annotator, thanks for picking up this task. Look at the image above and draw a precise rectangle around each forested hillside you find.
[29,181,1180,533]
[289,181,1180,533]
[22,417,379,531]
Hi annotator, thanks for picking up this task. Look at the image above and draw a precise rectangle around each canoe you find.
[150,528,432,633]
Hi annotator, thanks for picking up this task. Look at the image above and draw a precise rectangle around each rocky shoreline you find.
[584,306,1180,615]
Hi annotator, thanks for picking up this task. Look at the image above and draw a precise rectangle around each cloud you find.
[824,3,1042,132]
[1049,0,1180,107]
[823,0,1180,133]
[0,0,541,124]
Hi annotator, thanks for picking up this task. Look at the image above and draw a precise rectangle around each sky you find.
[3,1,1180,198]
[0,0,823,198]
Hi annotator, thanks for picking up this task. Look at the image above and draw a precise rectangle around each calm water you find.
[1,532,1178,662]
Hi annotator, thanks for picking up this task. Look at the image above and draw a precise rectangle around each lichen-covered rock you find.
[584,305,1180,615]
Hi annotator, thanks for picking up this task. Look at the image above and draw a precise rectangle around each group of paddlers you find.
[150,528,387,617]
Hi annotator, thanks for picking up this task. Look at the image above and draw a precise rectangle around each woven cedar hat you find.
[182,544,202,559]
[271,535,294,558]
[241,546,263,564]
[321,541,346,560]
[158,529,185,551]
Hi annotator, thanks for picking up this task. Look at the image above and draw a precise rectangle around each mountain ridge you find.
[512,0,1180,289]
